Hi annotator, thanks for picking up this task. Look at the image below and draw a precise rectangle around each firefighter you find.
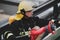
[8,1,55,40]
[8,0,49,30]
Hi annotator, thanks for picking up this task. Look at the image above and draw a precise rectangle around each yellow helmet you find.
[17,1,35,13]
[15,1,35,20]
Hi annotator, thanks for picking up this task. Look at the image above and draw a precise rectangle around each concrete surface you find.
[0,14,10,22]
[0,10,10,27]
[0,3,17,15]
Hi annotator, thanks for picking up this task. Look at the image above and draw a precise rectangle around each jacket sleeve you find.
[34,17,49,27]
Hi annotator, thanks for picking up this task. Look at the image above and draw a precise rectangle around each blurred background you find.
[0,0,60,40]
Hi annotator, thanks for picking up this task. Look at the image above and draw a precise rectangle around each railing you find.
[43,27,60,40]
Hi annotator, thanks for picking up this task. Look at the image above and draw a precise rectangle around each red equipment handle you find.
[30,27,46,40]
[48,21,55,34]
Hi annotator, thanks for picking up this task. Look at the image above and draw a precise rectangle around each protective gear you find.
[9,16,50,40]
[14,1,35,21]
[16,1,35,14]
[4,31,16,40]
[15,13,24,20]
[9,16,15,24]
[9,14,24,24]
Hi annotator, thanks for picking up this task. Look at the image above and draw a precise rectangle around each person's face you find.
[25,11,32,17]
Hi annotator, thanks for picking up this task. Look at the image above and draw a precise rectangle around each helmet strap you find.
[20,9,26,15]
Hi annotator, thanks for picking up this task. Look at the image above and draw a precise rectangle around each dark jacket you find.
[9,17,49,36]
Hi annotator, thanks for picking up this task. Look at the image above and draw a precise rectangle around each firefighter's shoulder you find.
[8,16,15,24]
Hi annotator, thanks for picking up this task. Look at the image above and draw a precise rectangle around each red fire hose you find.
[30,27,46,40]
